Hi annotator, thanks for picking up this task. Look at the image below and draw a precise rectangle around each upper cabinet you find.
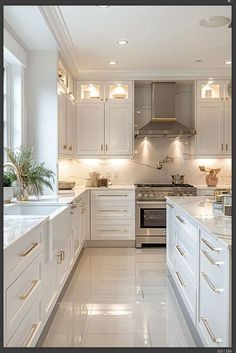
[195,80,231,157]
[76,81,134,157]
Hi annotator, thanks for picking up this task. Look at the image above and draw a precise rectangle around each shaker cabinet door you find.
[58,92,67,154]
[105,104,133,156]
[77,104,105,156]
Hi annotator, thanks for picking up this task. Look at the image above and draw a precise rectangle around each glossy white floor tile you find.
[41,247,196,347]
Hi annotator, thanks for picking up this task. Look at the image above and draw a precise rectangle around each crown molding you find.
[76,68,231,81]
[39,6,79,77]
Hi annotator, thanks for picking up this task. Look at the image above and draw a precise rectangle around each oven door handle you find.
[136,201,166,206]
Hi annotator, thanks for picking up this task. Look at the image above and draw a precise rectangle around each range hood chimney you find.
[138,82,194,137]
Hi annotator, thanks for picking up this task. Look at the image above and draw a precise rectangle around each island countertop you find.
[166,196,231,248]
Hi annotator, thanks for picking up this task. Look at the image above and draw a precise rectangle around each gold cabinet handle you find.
[221,97,224,101]
[20,280,39,300]
[101,144,103,151]
[200,317,222,343]
[97,194,128,197]
[61,250,65,261]
[175,271,186,287]
[98,209,128,213]
[201,238,222,252]
[176,245,186,257]
[63,144,67,150]
[201,272,224,293]
[69,146,72,151]
[23,323,39,347]
[176,215,184,224]
[105,144,108,151]
[99,229,127,232]
[105,98,108,102]
[226,143,228,151]
[101,98,103,101]
[20,242,38,257]
[57,251,63,264]
[221,144,224,151]
[201,250,224,266]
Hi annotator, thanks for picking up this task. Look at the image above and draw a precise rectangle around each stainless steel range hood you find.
[138,82,194,137]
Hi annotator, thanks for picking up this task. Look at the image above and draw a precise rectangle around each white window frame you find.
[3,61,11,161]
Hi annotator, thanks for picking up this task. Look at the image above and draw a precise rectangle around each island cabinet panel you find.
[166,198,231,347]
[197,228,230,347]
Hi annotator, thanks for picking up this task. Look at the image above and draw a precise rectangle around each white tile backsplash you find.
[59,138,231,187]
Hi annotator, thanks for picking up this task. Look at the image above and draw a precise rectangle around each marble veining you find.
[166,196,231,247]
[4,215,48,249]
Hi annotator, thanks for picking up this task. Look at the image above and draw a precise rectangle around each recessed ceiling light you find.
[225,61,232,65]
[117,40,128,45]
[199,16,230,28]
[109,61,117,65]
[195,59,203,62]
[96,5,110,8]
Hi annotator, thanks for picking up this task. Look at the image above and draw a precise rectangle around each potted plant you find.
[3,172,16,203]
[5,145,55,200]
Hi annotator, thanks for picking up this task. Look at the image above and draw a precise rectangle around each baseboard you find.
[84,240,135,247]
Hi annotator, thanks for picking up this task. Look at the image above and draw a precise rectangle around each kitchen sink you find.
[4,204,67,218]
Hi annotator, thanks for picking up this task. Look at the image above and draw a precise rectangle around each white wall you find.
[27,50,58,194]
[59,137,232,187]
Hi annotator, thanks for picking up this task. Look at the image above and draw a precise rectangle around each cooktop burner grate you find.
[135,183,194,188]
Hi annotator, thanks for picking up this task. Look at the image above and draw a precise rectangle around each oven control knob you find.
[144,193,148,198]
[149,193,154,198]
[189,193,192,196]
[137,193,142,198]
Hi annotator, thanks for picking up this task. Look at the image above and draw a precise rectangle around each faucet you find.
[156,156,174,170]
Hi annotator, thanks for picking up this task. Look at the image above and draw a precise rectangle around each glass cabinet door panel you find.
[80,84,103,102]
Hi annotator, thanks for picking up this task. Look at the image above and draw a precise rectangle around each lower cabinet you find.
[90,190,135,241]
[166,199,231,347]
[197,229,231,347]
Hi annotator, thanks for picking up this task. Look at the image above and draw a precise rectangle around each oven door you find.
[135,201,166,236]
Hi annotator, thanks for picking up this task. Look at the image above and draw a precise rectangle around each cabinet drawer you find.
[174,254,196,323]
[7,296,43,347]
[6,253,43,342]
[175,225,197,279]
[91,220,135,240]
[91,190,135,201]
[91,202,135,220]
[4,224,43,288]
[199,271,228,347]
[175,209,197,240]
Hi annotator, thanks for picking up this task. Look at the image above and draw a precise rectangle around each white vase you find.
[4,186,13,204]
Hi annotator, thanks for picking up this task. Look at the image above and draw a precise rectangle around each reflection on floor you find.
[40,247,196,347]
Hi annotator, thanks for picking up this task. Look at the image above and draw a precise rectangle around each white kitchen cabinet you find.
[105,104,133,156]
[91,189,135,241]
[76,103,105,156]
[76,80,133,157]
[70,198,81,263]
[195,80,231,157]
[197,229,231,347]
[58,87,76,157]
[58,90,67,155]
[166,201,175,276]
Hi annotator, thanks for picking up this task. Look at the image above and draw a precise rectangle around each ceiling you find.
[59,5,231,71]
[4,6,57,50]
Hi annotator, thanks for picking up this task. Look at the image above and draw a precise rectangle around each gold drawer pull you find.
[176,245,186,257]
[20,242,38,257]
[23,323,39,347]
[175,271,186,287]
[101,144,103,151]
[201,272,224,293]
[200,317,222,343]
[176,215,184,224]
[69,146,72,151]
[97,194,129,197]
[99,209,128,212]
[20,280,39,300]
[201,238,221,252]
[99,229,127,232]
[201,250,224,266]
[106,144,108,151]
[63,144,67,150]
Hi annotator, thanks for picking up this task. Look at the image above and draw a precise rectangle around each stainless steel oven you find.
[135,200,166,247]
[135,183,197,248]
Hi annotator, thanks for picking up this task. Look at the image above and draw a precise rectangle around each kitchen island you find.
[166,196,231,348]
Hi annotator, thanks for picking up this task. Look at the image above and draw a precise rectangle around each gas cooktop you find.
[135,183,194,188]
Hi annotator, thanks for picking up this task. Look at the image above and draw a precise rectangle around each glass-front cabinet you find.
[78,81,133,104]
[197,80,225,102]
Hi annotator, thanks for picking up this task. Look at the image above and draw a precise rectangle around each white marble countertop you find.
[166,196,231,248]
[4,215,48,249]
[10,184,135,205]
[195,184,231,190]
